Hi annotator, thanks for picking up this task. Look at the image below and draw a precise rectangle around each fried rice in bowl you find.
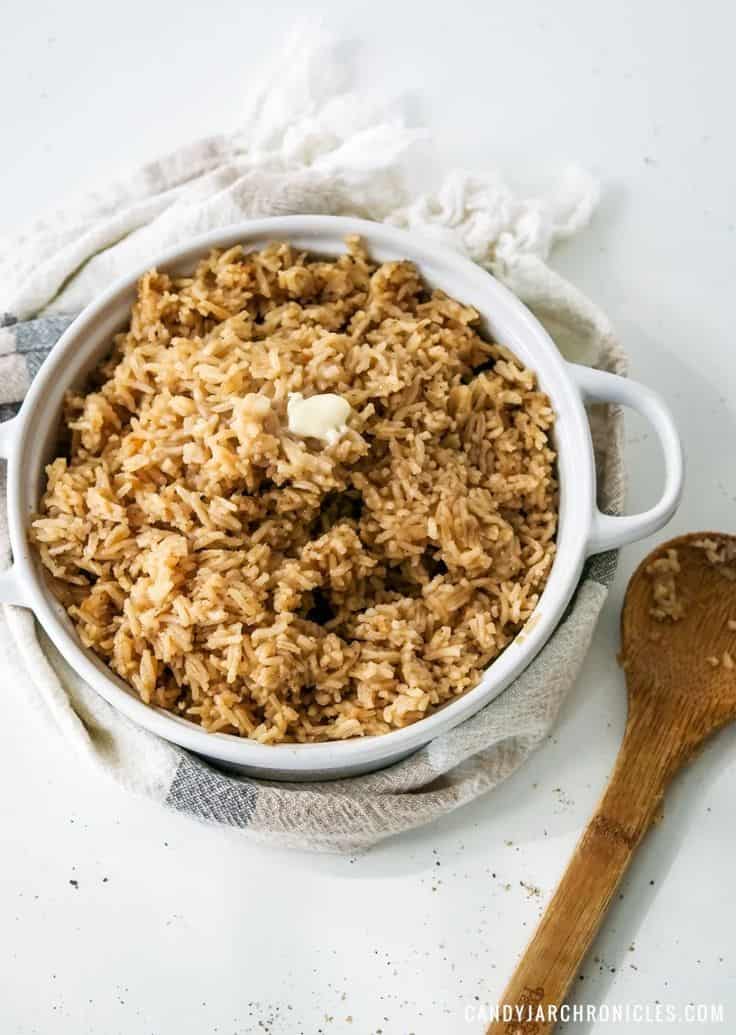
[29,236,558,746]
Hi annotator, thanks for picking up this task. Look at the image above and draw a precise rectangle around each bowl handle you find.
[0,565,31,607]
[567,363,684,556]
[0,414,21,460]
[0,415,32,607]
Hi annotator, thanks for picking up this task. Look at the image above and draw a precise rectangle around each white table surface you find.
[1,1,734,1032]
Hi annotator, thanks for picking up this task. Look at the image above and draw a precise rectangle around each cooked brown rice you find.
[30,238,558,743]
[694,537,736,580]
[646,548,684,622]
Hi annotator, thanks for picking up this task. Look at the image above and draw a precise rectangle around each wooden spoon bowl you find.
[623,533,736,759]
[486,533,736,1035]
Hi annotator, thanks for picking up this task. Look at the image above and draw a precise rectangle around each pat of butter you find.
[287,392,352,444]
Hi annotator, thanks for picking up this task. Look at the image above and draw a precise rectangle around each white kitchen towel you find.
[0,31,625,851]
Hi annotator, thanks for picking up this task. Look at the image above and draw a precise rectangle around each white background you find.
[1,1,735,1032]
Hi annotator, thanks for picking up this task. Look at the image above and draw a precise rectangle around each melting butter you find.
[287,392,352,444]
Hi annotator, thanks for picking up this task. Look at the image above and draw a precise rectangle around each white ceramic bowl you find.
[0,217,683,780]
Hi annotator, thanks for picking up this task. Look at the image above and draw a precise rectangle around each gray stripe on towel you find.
[586,549,618,587]
[0,402,21,422]
[166,755,259,827]
[24,348,52,379]
[14,315,75,353]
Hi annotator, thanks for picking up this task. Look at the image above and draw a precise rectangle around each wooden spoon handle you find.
[486,717,674,1035]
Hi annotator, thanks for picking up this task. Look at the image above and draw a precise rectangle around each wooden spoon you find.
[487,533,736,1035]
